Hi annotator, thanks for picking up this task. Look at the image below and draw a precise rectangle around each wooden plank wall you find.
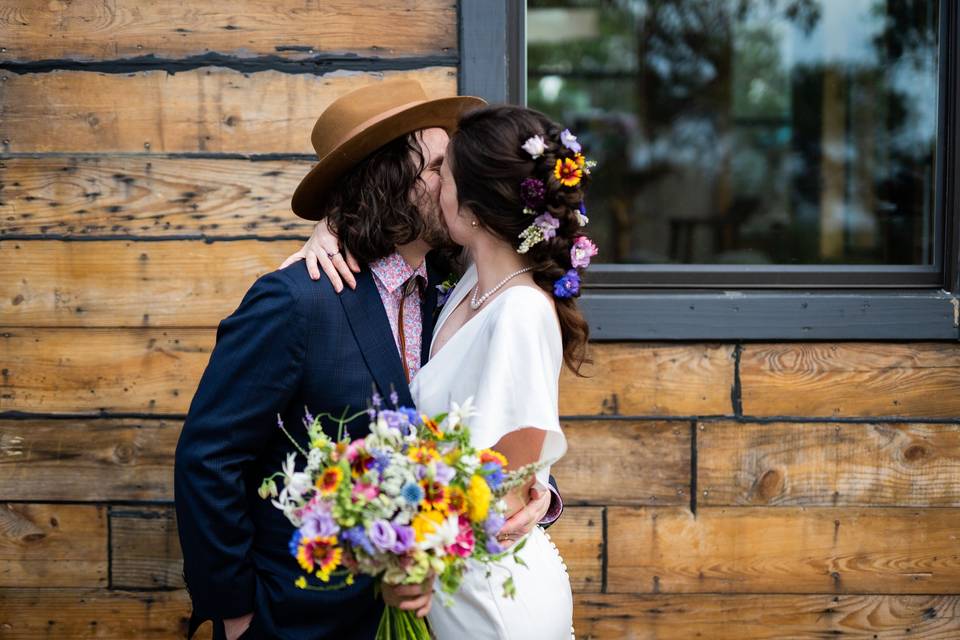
[2,2,960,639]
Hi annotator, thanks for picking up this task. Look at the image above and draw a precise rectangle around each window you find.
[459,0,959,337]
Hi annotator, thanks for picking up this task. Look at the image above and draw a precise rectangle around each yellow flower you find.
[574,153,586,168]
[412,510,445,542]
[294,576,307,589]
[295,535,342,582]
[447,485,468,516]
[421,479,450,513]
[467,475,492,522]
[408,446,440,465]
[345,574,355,586]
[316,466,343,496]
[422,415,444,439]
[554,158,583,187]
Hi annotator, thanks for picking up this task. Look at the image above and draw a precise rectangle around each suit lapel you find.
[420,256,442,366]
[339,268,414,407]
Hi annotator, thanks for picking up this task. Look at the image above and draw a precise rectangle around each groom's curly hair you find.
[319,133,427,266]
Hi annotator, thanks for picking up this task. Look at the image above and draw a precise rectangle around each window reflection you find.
[527,0,940,265]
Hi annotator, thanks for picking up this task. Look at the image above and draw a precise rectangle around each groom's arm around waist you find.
[174,266,309,620]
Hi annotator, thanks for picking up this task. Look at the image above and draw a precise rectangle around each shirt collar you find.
[369,251,428,294]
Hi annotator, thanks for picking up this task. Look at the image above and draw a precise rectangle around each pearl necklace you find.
[470,267,534,310]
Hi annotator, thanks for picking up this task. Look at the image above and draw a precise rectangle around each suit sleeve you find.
[539,475,564,528]
[174,270,307,619]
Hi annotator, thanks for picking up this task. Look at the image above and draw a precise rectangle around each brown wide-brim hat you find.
[291,79,486,220]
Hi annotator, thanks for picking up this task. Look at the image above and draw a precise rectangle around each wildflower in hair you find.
[534,212,560,240]
[554,270,581,298]
[554,158,583,187]
[520,177,546,210]
[577,202,589,226]
[521,134,546,159]
[571,236,599,268]
[518,224,544,254]
[560,129,581,153]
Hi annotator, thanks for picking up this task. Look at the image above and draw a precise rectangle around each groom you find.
[174,81,562,640]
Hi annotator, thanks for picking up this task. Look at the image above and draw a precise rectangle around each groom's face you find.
[409,127,453,249]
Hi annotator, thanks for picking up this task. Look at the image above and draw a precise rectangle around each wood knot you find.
[756,468,784,501]
[903,445,927,462]
[113,443,136,464]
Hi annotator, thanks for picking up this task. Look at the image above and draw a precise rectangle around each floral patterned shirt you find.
[369,252,428,380]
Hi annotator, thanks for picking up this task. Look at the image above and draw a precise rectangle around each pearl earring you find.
[471,220,479,228]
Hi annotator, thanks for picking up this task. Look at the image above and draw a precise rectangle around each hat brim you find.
[291,95,486,220]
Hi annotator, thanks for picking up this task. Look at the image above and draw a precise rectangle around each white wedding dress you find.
[410,263,574,640]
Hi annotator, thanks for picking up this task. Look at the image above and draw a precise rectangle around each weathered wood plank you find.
[0,328,210,414]
[0,156,316,237]
[559,344,735,417]
[0,588,196,639]
[544,506,603,593]
[698,421,960,507]
[740,343,960,419]
[607,507,960,594]
[0,417,688,506]
[0,67,457,153]
[0,419,179,501]
[555,421,689,505]
[0,503,107,587]
[0,0,456,62]
[572,593,960,639]
[0,240,302,327]
[101,504,602,592]
[110,506,183,590]
[3,331,735,417]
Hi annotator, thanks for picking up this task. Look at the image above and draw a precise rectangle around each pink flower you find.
[570,236,598,268]
[446,516,475,558]
[351,482,380,501]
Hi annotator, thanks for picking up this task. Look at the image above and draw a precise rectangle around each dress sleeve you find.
[469,288,567,486]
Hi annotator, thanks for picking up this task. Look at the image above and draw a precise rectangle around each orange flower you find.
[316,467,343,496]
[422,415,444,439]
[421,479,450,513]
[447,486,468,515]
[554,158,583,187]
[479,449,508,467]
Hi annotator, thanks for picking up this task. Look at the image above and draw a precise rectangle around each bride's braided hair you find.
[448,105,594,375]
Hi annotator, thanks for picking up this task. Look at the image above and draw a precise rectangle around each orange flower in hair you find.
[554,158,583,187]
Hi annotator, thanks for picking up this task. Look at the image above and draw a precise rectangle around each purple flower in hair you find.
[520,177,546,209]
[553,269,581,298]
[534,213,560,240]
[560,129,582,153]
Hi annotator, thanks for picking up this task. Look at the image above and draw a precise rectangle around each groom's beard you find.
[416,195,455,251]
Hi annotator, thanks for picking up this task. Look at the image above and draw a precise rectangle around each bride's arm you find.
[495,427,546,516]
[279,219,360,291]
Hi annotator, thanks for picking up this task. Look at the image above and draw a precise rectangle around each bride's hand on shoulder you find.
[279,219,360,292]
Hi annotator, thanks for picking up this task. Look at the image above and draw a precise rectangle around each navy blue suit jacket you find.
[174,256,560,640]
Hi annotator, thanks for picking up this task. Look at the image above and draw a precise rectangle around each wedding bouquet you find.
[258,393,545,639]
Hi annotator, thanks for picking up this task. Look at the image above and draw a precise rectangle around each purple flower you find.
[379,409,411,435]
[341,525,376,556]
[560,129,582,153]
[371,449,392,474]
[437,285,453,307]
[389,390,400,406]
[300,502,339,539]
[434,461,456,485]
[577,201,589,226]
[484,513,506,537]
[367,519,398,553]
[520,177,546,209]
[570,236,599,268]
[535,213,560,240]
[391,524,415,554]
[553,269,581,298]
[486,538,506,554]
[371,392,383,408]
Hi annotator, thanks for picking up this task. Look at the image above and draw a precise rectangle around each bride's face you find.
[438,148,473,246]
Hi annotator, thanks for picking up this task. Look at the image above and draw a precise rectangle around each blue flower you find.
[371,449,392,474]
[288,528,302,558]
[399,407,422,427]
[482,462,504,489]
[341,525,376,556]
[553,269,581,298]
[401,481,425,505]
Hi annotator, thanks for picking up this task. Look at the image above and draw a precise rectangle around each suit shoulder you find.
[270,260,341,307]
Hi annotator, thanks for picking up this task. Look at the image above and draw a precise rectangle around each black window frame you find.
[459,0,960,340]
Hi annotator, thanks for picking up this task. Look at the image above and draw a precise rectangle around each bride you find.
[288,105,596,639]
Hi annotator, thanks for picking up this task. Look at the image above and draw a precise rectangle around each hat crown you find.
[310,80,430,159]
